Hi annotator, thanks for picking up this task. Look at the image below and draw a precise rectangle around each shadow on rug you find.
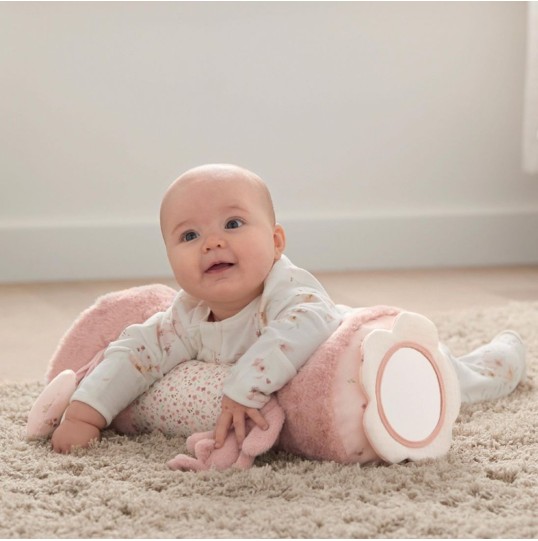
[1,302,537,538]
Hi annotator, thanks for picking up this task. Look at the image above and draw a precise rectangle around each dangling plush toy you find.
[167,398,285,472]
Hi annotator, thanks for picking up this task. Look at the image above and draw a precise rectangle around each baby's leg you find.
[441,331,527,403]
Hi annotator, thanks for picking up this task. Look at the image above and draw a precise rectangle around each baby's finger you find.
[247,408,269,430]
[214,412,232,448]
[233,413,246,447]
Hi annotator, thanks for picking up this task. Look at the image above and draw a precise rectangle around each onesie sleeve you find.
[222,259,342,408]
[71,294,198,425]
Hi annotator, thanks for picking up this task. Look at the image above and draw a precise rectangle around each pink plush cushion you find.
[46,284,176,382]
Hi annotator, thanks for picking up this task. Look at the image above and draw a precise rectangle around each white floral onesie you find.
[71,255,344,426]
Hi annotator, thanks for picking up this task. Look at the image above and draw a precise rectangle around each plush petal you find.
[26,369,77,440]
[361,329,397,400]
[361,311,461,463]
[391,311,440,353]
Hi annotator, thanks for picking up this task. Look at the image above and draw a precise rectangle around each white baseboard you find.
[282,209,538,272]
[2,210,538,283]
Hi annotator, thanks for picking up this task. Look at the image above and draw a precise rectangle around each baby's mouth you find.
[205,262,235,274]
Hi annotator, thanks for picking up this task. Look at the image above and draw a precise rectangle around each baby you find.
[48,164,527,454]
[50,164,343,452]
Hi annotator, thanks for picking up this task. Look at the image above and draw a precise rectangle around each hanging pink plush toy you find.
[28,284,461,470]
[167,398,286,471]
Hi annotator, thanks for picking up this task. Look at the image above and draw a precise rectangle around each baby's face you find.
[160,167,285,321]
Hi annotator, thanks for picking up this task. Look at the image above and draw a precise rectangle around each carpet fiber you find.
[1,302,537,538]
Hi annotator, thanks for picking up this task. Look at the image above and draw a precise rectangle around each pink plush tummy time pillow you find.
[46,286,460,465]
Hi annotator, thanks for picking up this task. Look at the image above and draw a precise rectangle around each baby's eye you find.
[225,218,245,230]
[181,230,199,242]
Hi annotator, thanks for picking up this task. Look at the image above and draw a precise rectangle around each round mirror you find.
[378,347,442,444]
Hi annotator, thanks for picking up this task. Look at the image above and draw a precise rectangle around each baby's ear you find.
[273,224,286,260]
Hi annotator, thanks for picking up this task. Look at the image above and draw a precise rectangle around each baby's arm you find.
[223,290,341,408]
[214,286,341,447]
[51,299,195,453]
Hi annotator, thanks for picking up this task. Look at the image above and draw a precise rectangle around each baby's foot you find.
[447,329,527,404]
[490,330,527,383]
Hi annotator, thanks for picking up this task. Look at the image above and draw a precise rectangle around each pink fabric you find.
[46,284,176,382]
[277,306,400,463]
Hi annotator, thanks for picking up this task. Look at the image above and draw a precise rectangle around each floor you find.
[2,265,538,383]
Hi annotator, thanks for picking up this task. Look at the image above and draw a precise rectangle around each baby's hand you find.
[51,401,106,453]
[214,395,269,449]
[51,418,101,453]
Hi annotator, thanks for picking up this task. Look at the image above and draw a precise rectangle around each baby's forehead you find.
[160,171,275,226]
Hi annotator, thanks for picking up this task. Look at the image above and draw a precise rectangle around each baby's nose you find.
[203,235,225,252]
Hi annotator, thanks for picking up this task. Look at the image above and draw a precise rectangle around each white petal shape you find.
[361,329,397,389]
[361,312,461,463]
[390,311,440,352]
[26,369,77,440]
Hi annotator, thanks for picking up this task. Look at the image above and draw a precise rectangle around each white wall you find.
[1,2,538,283]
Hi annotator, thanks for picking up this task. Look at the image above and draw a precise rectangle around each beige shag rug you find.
[1,302,537,538]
